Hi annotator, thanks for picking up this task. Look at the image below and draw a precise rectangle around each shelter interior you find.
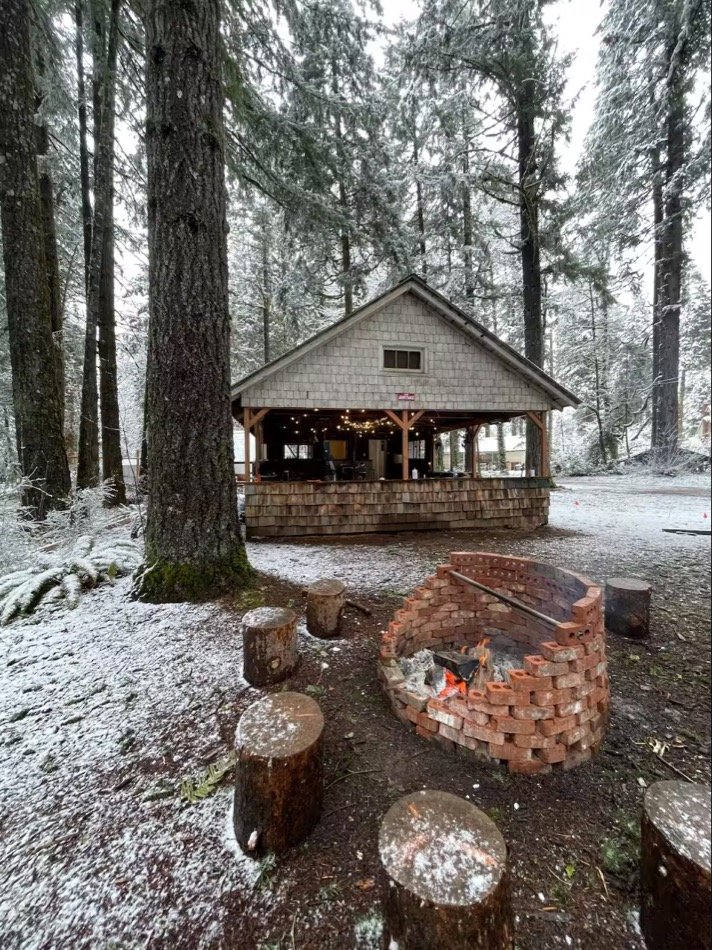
[236,406,549,482]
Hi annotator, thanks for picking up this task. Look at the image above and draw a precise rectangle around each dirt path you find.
[1,475,709,949]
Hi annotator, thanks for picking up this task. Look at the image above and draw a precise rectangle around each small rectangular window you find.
[383,348,423,372]
[284,444,313,460]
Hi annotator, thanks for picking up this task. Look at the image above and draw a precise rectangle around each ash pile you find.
[398,636,529,699]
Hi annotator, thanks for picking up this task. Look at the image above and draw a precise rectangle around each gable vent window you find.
[383,348,423,371]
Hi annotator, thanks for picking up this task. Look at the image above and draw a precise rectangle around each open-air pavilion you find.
[231,275,579,537]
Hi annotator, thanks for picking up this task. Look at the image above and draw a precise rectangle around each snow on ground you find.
[248,474,711,595]
[0,473,709,947]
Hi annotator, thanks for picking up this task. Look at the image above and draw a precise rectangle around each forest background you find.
[1,0,710,495]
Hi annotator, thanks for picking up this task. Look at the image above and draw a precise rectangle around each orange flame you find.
[438,668,469,698]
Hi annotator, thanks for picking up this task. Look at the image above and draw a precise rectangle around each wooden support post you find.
[383,409,426,480]
[242,408,270,482]
[526,411,550,477]
[243,408,251,482]
[472,424,481,477]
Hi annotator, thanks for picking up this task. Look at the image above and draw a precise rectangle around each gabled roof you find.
[231,274,580,410]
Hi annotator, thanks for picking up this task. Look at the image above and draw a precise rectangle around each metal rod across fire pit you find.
[448,568,560,628]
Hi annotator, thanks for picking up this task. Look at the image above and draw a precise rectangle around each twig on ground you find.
[655,752,694,783]
[325,767,382,790]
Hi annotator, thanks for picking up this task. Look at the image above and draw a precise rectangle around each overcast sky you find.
[379,0,711,284]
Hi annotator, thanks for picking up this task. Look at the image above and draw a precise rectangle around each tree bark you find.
[0,0,71,516]
[95,3,126,505]
[412,112,427,277]
[140,0,250,600]
[517,77,544,475]
[234,692,324,857]
[75,1,93,294]
[650,145,664,447]
[380,790,515,949]
[35,113,65,429]
[640,781,711,950]
[655,39,684,456]
[77,0,121,489]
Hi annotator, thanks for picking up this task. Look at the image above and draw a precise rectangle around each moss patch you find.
[134,547,254,603]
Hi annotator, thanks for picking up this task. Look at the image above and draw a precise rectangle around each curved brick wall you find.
[378,552,608,775]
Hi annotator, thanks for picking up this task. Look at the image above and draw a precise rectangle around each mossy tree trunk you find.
[140,0,250,601]
[0,0,71,517]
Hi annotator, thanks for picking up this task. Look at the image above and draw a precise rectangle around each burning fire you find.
[438,638,492,697]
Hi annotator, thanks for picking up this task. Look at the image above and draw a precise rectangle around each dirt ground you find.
[1,474,710,949]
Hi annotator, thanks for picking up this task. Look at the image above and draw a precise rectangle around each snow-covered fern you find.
[0,534,142,625]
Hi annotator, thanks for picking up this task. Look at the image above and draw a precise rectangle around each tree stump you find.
[641,780,711,950]
[305,579,346,638]
[242,607,298,686]
[233,691,324,856]
[379,789,514,949]
[605,577,652,639]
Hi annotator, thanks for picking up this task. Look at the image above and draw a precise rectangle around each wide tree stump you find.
[605,576,652,639]
[233,691,324,856]
[641,780,711,950]
[305,579,346,638]
[379,789,514,949]
[242,607,298,686]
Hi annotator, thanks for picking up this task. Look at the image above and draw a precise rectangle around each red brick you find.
[426,701,463,730]
[463,709,491,727]
[440,723,465,744]
[525,655,570,677]
[416,712,439,732]
[508,757,552,775]
[540,641,585,663]
[561,724,591,746]
[486,682,517,705]
[556,699,587,717]
[584,634,605,655]
[554,621,588,645]
[571,681,595,700]
[539,743,568,764]
[586,661,607,681]
[538,715,577,737]
[492,741,533,762]
[571,652,600,673]
[577,707,596,726]
[405,706,420,724]
[533,688,573,706]
[446,698,471,720]
[467,689,504,715]
[452,731,484,753]
[514,732,556,749]
[463,721,505,745]
[494,716,536,735]
[512,704,556,721]
[508,668,550,691]
[554,671,585,689]
[415,725,437,741]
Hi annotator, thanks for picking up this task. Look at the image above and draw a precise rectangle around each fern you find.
[0,533,142,624]
[180,753,237,804]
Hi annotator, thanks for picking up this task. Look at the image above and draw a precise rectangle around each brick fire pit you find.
[378,552,609,774]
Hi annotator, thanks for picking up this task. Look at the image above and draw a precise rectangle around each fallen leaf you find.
[355,878,375,890]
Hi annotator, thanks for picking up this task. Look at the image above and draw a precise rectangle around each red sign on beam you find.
[396,392,416,401]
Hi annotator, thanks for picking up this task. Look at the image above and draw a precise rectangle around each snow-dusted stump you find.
[379,790,514,950]
[640,781,711,950]
[305,579,346,638]
[242,607,298,686]
[233,692,324,856]
[605,577,652,639]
